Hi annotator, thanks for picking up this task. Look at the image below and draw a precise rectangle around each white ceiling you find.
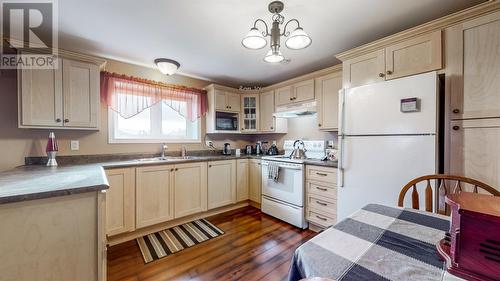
[58,0,485,86]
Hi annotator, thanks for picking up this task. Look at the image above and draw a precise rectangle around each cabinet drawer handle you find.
[316,172,328,176]
[316,200,328,206]
[379,73,385,77]
[55,118,61,123]
[386,70,393,75]
[315,215,328,221]
[315,186,328,191]
[452,125,460,131]
[452,109,460,114]
[64,118,69,122]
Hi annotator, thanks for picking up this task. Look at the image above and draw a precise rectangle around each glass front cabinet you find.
[241,94,259,132]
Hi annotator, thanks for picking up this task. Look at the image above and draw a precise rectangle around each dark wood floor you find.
[107,206,316,281]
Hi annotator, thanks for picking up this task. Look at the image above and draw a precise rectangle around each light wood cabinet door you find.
[207,160,236,209]
[260,90,275,132]
[249,159,262,203]
[174,162,208,219]
[447,11,500,120]
[236,159,249,202]
[62,59,99,128]
[215,89,228,111]
[275,85,293,106]
[19,60,63,127]
[385,30,442,80]
[342,49,385,88]
[226,91,241,112]
[105,168,135,236]
[136,165,174,228]
[316,72,342,131]
[450,119,500,193]
[293,79,315,103]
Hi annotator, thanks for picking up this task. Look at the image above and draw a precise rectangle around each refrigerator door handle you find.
[338,89,346,187]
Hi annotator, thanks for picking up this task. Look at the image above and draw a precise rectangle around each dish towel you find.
[268,162,280,182]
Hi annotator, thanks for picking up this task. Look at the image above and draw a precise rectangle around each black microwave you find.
[215,111,239,131]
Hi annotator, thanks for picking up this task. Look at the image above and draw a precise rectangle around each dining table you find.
[288,204,465,281]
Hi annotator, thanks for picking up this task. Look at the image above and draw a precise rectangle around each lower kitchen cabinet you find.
[208,160,236,209]
[174,162,208,218]
[105,168,135,236]
[236,159,249,202]
[136,165,175,228]
[305,165,338,230]
[249,159,262,203]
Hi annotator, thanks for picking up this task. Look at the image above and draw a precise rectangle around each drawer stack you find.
[305,165,337,230]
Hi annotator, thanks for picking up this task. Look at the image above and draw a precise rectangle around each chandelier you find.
[241,1,312,63]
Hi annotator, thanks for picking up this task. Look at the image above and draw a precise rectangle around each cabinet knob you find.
[318,123,322,127]
[386,70,393,75]
[55,118,61,123]
[208,165,212,168]
[379,73,385,78]
[452,109,460,114]
[270,126,273,130]
[170,168,174,172]
[175,168,178,171]
[241,128,245,130]
[289,97,293,101]
[452,125,460,131]
[64,119,69,123]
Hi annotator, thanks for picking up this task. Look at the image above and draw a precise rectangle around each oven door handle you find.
[261,163,302,170]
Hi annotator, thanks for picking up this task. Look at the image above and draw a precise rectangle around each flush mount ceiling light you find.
[154,58,180,75]
[241,1,312,63]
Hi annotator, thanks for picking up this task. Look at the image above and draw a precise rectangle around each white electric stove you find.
[261,140,327,229]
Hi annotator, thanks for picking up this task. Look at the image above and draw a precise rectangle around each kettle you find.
[222,143,231,155]
[290,140,307,159]
[255,141,262,155]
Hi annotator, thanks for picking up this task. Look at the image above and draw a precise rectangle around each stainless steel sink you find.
[135,156,196,162]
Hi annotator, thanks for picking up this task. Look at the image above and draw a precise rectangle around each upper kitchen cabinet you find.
[385,30,442,80]
[275,79,315,107]
[275,85,293,107]
[316,71,342,131]
[342,49,385,88]
[18,53,105,129]
[447,10,500,120]
[212,86,240,112]
[340,30,442,88]
[259,90,275,132]
[241,93,259,132]
[293,79,315,103]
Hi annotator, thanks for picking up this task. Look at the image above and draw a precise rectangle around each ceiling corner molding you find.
[335,1,500,61]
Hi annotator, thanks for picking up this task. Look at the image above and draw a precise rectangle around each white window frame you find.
[107,102,202,144]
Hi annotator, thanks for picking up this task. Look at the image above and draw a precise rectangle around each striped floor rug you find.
[136,219,224,263]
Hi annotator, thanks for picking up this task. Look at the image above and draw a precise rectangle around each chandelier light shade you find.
[242,27,267,49]
[154,58,180,75]
[242,1,312,63]
[264,49,284,63]
[285,27,312,50]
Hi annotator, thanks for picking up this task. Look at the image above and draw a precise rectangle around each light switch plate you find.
[70,140,79,151]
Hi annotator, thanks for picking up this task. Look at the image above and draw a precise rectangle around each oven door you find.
[261,161,304,207]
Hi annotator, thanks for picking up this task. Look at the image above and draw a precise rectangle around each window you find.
[109,100,200,143]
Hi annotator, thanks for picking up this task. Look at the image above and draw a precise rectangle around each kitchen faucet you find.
[161,143,168,158]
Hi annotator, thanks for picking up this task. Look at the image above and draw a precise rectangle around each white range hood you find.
[273,101,317,118]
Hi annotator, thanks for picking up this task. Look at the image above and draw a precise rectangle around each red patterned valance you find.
[100,71,208,121]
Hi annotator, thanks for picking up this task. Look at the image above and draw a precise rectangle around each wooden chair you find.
[398,174,500,215]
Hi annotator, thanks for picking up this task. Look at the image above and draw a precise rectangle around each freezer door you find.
[343,71,438,135]
[337,135,436,221]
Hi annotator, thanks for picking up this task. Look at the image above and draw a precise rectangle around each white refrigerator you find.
[337,71,439,221]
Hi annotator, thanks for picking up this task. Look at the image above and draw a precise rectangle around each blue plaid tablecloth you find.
[288,204,465,281]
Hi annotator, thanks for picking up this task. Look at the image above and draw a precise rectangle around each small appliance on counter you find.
[245,145,253,155]
[255,141,263,155]
[46,132,58,167]
[267,143,279,155]
[222,143,231,155]
[437,192,500,281]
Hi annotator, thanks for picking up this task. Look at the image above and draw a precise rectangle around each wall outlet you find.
[70,140,79,151]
